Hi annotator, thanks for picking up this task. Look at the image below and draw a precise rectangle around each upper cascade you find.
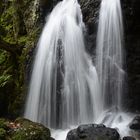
[24,0,101,129]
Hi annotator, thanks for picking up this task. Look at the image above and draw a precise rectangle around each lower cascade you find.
[24,0,134,139]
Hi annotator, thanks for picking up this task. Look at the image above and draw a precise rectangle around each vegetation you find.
[0,0,41,117]
[0,118,52,140]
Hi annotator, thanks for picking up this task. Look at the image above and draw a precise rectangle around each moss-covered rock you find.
[0,128,6,139]
[12,118,51,139]
[0,118,9,129]
[0,117,53,140]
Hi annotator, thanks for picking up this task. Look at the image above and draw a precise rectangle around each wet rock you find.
[123,136,136,140]
[129,116,140,130]
[67,124,120,140]
[79,0,101,56]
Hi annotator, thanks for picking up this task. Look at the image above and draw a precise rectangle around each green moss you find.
[11,130,27,140]
[0,50,13,88]
[0,64,12,86]
[11,118,51,140]
[0,51,6,65]
[18,36,28,45]
[0,118,52,140]
[0,3,17,44]
[0,74,12,88]
[0,119,8,129]
[0,128,6,139]
[0,0,41,117]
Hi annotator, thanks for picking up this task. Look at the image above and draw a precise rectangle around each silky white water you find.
[24,0,101,130]
[96,0,124,110]
[95,0,133,137]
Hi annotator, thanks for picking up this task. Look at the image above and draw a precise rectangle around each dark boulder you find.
[123,136,136,140]
[66,124,120,140]
[129,116,140,130]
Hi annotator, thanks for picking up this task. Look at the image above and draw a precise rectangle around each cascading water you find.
[24,0,134,139]
[24,0,101,135]
[96,0,124,111]
[96,0,133,136]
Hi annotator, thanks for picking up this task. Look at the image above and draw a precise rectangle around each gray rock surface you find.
[66,124,120,140]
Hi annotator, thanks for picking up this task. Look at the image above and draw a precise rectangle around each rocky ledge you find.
[0,117,54,140]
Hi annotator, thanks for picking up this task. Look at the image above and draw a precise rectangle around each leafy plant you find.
[0,51,6,65]
[0,74,12,87]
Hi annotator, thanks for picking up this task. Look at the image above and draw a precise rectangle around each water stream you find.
[24,0,101,130]
[95,0,133,137]
[96,0,124,110]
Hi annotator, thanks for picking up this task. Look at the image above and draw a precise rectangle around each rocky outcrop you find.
[0,117,54,140]
[66,124,120,140]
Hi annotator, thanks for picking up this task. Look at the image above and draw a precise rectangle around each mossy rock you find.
[0,128,6,139]
[0,117,54,140]
[10,118,52,140]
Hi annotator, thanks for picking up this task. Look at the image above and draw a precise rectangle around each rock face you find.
[66,124,120,140]
[79,0,101,56]
[121,0,140,111]
[0,117,54,140]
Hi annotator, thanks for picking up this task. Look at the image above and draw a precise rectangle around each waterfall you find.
[24,0,101,129]
[24,0,134,138]
[96,0,124,111]
[95,0,134,136]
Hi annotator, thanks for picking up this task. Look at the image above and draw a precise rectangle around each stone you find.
[0,128,6,139]
[11,117,51,140]
[129,116,140,130]
[67,124,120,140]
[123,136,136,140]
[0,117,53,140]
